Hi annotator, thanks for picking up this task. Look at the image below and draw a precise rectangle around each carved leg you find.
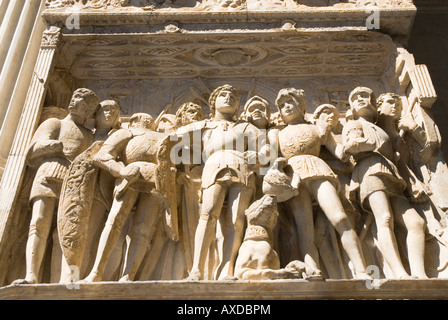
[367,191,410,279]
[288,187,321,276]
[391,197,428,279]
[82,189,139,282]
[120,193,160,281]
[310,179,369,279]
[80,200,108,278]
[215,184,253,280]
[12,197,56,285]
[187,183,227,281]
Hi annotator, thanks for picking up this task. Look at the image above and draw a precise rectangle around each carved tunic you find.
[277,124,338,186]
[27,117,93,201]
[94,128,165,193]
[343,119,407,208]
[201,120,259,189]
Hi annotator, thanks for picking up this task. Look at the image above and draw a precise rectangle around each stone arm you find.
[322,131,350,162]
[26,118,64,166]
[341,121,376,157]
[92,128,133,178]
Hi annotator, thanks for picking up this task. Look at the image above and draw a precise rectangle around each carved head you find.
[129,113,155,130]
[313,104,340,131]
[240,95,271,129]
[275,88,306,124]
[348,86,377,122]
[156,114,177,133]
[68,88,99,124]
[95,100,121,130]
[208,84,240,119]
[175,102,203,127]
[245,194,278,231]
[377,93,402,122]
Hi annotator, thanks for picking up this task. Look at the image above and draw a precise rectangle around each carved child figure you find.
[13,88,99,285]
[235,194,316,280]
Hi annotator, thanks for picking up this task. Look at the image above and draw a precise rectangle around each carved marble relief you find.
[45,0,413,10]
[4,0,448,294]
[7,72,448,284]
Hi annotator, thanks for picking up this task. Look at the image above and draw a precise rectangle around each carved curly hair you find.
[208,84,240,119]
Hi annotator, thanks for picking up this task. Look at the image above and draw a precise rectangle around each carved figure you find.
[13,88,99,285]
[342,87,426,279]
[58,100,122,283]
[311,103,361,278]
[172,102,204,275]
[186,84,266,280]
[240,95,271,131]
[82,112,178,282]
[235,194,316,280]
[175,102,204,129]
[263,88,369,279]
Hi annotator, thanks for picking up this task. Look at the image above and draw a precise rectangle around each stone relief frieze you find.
[45,0,412,10]
[6,55,448,285]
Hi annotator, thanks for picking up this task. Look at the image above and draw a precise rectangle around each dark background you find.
[407,0,448,157]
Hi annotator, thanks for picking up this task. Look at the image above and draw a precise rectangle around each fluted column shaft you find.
[0,26,61,285]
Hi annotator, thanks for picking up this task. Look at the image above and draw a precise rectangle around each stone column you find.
[0,26,61,284]
[0,1,47,174]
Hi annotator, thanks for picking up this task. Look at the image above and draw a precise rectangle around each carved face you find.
[130,114,154,130]
[215,89,239,116]
[245,99,270,129]
[96,103,120,130]
[182,105,203,125]
[379,95,402,121]
[317,107,339,130]
[278,96,304,124]
[68,92,90,122]
[350,91,375,119]
[68,89,99,124]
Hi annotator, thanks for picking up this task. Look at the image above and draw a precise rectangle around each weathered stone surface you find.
[1,0,448,300]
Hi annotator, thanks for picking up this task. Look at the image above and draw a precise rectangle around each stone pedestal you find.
[2,279,448,300]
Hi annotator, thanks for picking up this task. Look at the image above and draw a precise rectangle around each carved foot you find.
[221,275,239,281]
[399,274,419,280]
[11,278,37,285]
[119,275,131,282]
[80,271,101,283]
[185,269,202,281]
[354,271,373,280]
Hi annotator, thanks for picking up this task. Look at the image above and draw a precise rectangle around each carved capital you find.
[41,26,62,48]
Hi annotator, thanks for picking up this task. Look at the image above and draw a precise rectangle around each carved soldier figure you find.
[264,88,369,279]
[13,88,99,285]
[342,87,426,279]
[58,99,122,283]
[186,84,266,280]
[82,112,178,282]
[239,95,271,131]
[175,102,204,129]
